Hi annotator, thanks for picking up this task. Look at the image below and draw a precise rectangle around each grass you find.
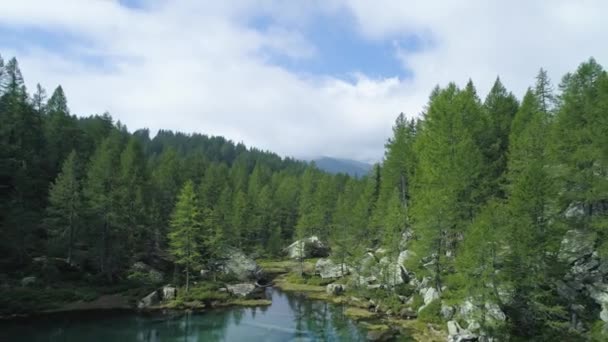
[344,307,377,320]
[229,299,272,307]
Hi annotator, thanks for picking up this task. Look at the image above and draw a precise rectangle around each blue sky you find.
[0,1,606,162]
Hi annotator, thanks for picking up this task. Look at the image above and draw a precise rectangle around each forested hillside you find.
[1,53,608,339]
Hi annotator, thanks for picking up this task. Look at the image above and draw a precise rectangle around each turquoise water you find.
[0,288,368,341]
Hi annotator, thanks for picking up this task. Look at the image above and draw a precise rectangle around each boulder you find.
[162,285,177,301]
[326,283,347,296]
[219,248,263,281]
[129,262,164,284]
[422,287,440,306]
[378,256,407,286]
[138,290,160,309]
[316,258,349,279]
[484,302,506,321]
[21,276,37,287]
[447,320,461,336]
[399,307,417,319]
[284,236,329,259]
[558,230,596,265]
[441,304,455,320]
[366,327,397,341]
[226,283,265,299]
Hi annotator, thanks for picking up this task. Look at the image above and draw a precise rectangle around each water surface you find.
[0,288,368,341]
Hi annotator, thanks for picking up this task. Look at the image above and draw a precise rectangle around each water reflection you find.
[0,288,367,342]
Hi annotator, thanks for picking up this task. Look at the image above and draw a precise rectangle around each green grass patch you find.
[418,299,443,324]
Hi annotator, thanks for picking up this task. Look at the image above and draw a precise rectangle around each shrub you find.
[418,299,443,324]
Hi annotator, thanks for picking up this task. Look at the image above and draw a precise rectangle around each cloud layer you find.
[1,0,607,162]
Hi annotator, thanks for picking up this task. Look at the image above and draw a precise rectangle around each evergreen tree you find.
[410,83,485,290]
[84,131,124,281]
[46,150,82,264]
[168,180,202,292]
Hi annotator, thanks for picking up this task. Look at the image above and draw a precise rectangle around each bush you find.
[410,294,424,311]
[179,282,229,302]
[418,299,443,324]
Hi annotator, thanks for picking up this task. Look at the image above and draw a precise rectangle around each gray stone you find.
[21,276,37,287]
[138,290,160,309]
[448,320,462,336]
[484,302,506,321]
[129,262,164,284]
[399,307,417,318]
[284,236,329,259]
[558,230,596,264]
[226,283,264,299]
[326,283,347,296]
[220,248,263,281]
[162,285,177,301]
[423,287,439,305]
[366,327,396,341]
[441,304,455,320]
[316,258,349,279]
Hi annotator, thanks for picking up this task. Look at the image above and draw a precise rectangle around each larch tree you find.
[46,150,82,264]
[168,180,203,292]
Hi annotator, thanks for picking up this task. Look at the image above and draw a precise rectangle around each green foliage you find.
[418,299,443,324]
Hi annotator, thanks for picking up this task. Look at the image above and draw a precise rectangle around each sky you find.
[0,1,607,163]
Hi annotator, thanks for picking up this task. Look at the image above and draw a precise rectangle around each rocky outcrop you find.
[138,290,161,309]
[284,236,329,259]
[326,283,347,296]
[353,249,409,288]
[162,285,177,301]
[447,320,478,342]
[558,229,596,265]
[218,248,264,281]
[556,229,608,333]
[225,283,265,299]
[129,262,164,284]
[316,258,349,279]
[20,276,37,287]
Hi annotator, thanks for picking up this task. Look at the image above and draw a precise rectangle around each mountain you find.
[313,157,372,177]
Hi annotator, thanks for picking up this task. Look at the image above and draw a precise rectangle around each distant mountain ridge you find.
[313,156,372,177]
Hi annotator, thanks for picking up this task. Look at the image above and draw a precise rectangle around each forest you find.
[1,52,608,340]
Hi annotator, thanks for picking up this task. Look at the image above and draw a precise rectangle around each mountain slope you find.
[313,157,372,177]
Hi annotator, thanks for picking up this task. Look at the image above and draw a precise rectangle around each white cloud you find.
[1,0,607,163]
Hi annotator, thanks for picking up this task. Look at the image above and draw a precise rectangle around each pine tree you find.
[168,180,203,292]
[46,150,82,264]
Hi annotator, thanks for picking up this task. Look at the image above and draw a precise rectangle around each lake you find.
[0,288,369,341]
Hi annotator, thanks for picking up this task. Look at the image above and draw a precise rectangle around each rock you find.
[423,287,440,305]
[225,283,265,299]
[366,327,396,341]
[441,304,455,320]
[558,229,596,265]
[484,302,506,321]
[399,307,417,319]
[378,256,407,286]
[138,290,160,309]
[601,306,608,322]
[326,283,347,296]
[129,262,164,284]
[283,236,329,259]
[20,276,37,287]
[162,285,177,301]
[564,202,586,218]
[459,299,477,319]
[316,258,349,279]
[447,320,461,336]
[467,321,481,333]
[219,248,264,281]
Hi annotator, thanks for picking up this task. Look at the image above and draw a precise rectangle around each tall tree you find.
[46,150,82,264]
[168,180,203,292]
[410,83,485,290]
[84,131,124,281]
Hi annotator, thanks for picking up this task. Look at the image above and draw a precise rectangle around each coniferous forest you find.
[1,52,608,340]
